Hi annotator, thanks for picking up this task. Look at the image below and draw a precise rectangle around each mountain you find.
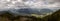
[16,8,40,14]
[40,8,53,14]
[9,8,54,15]
[17,8,32,14]
[8,8,32,16]
[8,8,41,16]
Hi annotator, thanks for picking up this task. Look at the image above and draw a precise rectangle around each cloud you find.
[0,0,60,11]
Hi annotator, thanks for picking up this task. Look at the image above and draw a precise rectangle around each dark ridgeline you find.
[41,9,60,21]
[0,11,19,21]
[0,11,14,21]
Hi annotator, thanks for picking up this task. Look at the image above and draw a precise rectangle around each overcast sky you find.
[0,0,60,11]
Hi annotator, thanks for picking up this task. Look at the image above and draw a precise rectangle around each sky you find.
[0,0,60,11]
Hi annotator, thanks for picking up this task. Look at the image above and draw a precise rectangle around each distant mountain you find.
[17,8,40,14]
[9,8,54,15]
[17,8,32,14]
[8,8,32,16]
[8,8,41,16]
[40,8,53,14]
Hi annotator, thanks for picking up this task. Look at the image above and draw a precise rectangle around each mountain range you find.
[8,8,53,15]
